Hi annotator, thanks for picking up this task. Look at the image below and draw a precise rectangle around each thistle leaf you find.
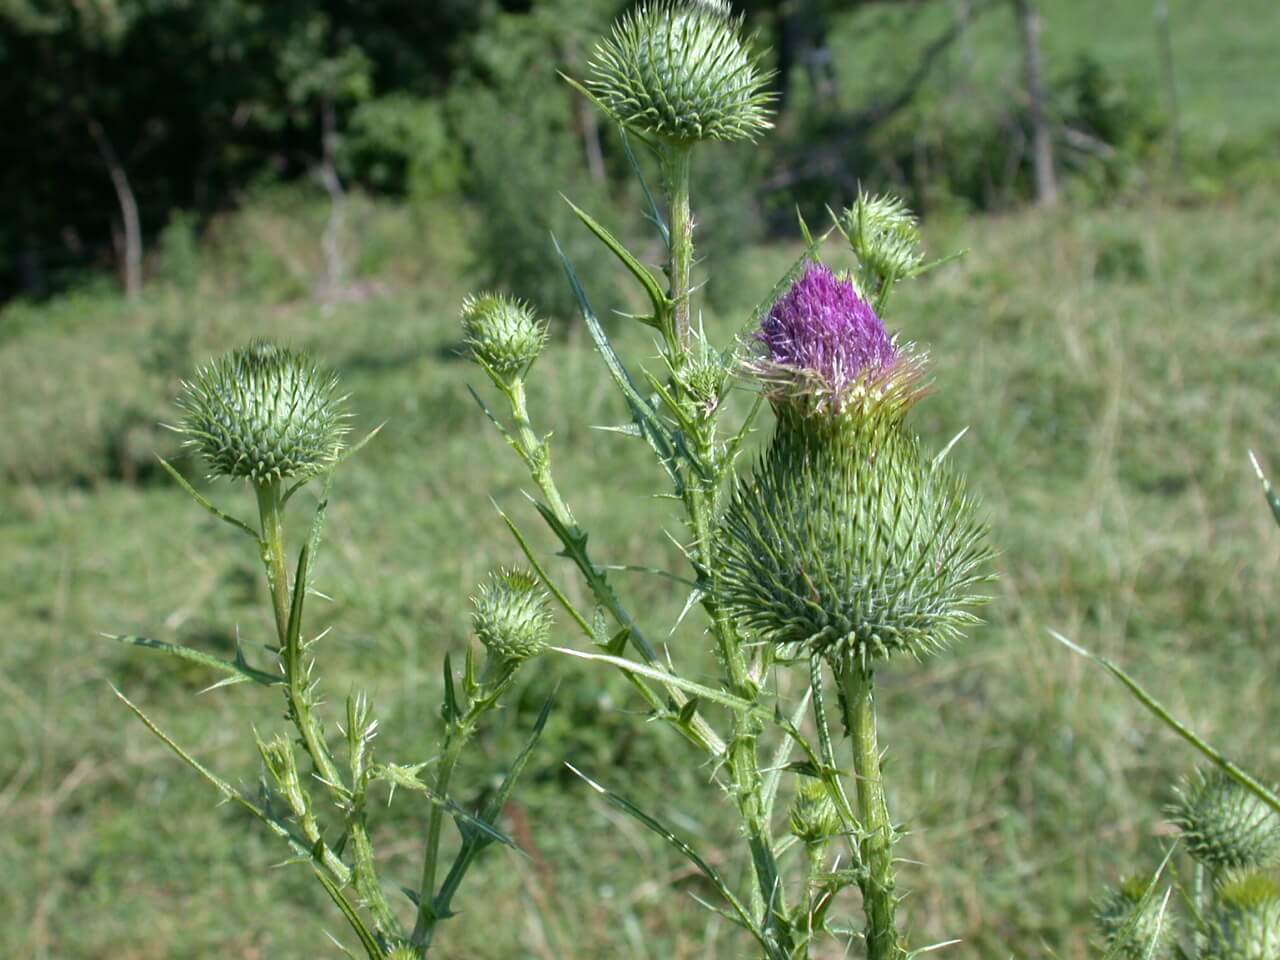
[107,633,282,687]
[553,233,682,491]
[566,763,770,951]
[156,456,261,542]
[1051,631,1280,817]
[563,195,668,323]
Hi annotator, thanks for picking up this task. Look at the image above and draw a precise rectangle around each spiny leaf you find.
[553,232,682,491]
[107,634,282,687]
[157,456,261,541]
[1051,631,1280,816]
[563,194,668,324]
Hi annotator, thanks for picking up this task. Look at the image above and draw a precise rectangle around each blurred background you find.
[2,1,1278,957]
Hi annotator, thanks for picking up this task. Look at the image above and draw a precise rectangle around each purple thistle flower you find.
[758,262,897,397]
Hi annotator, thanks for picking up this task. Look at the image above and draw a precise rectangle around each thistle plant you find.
[463,3,992,956]
[111,341,555,958]
[1065,455,1280,959]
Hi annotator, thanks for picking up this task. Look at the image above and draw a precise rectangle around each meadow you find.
[5,0,1280,955]
[4,174,1280,957]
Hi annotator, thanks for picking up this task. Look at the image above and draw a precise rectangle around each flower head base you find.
[789,779,841,845]
[718,407,992,667]
[471,568,553,666]
[1170,770,1280,872]
[586,1,774,145]
[176,341,348,485]
[751,262,925,419]
[1203,874,1280,960]
[1093,877,1171,960]
[461,293,547,379]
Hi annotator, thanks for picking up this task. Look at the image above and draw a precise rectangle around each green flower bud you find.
[789,779,840,845]
[586,0,774,145]
[1093,876,1170,960]
[385,942,419,960]
[719,407,992,667]
[176,341,347,484]
[1170,770,1280,872]
[1203,874,1280,960]
[838,192,926,296]
[472,568,552,665]
[460,293,547,379]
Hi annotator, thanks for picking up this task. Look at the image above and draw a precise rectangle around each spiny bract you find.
[789,779,841,845]
[1170,770,1280,872]
[1093,877,1171,960]
[460,293,547,378]
[586,0,774,144]
[1203,874,1280,960]
[176,341,347,484]
[718,407,992,667]
[471,568,553,665]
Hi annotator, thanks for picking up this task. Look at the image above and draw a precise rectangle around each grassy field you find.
[3,170,1280,958]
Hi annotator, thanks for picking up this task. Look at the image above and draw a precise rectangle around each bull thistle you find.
[114,341,555,958]
[459,3,992,957]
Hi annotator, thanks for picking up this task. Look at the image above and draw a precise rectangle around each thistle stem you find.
[663,142,786,946]
[839,662,905,960]
[255,480,292,643]
[666,144,695,351]
[255,480,398,941]
[413,719,470,947]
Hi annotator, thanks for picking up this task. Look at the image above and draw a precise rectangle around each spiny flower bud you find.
[1203,873,1280,960]
[1093,877,1170,960]
[460,293,547,379]
[471,568,553,665]
[750,262,925,419]
[1170,770,1280,872]
[586,0,774,145]
[789,780,840,845]
[721,264,990,667]
[385,942,419,960]
[176,341,347,484]
[838,192,926,298]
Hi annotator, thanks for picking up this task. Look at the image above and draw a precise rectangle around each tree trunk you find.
[88,118,143,300]
[1013,0,1057,207]
[1153,0,1183,176]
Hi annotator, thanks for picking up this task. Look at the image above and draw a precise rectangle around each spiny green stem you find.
[839,663,905,960]
[256,481,291,643]
[412,721,470,945]
[666,144,694,352]
[255,481,397,941]
[662,147,785,946]
[505,377,723,756]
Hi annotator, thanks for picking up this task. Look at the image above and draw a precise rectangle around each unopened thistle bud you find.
[838,192,926,303]
[471,568,552,665]
[176,341,347,485]
[1170,770,1280,872]
[1203,873,1280,960]
[385,942,419,960]
[789,779,841,845]
[461,293,547,379]
[585,0,774,145]
[720,262,991,667]
[1093,877,1170,960]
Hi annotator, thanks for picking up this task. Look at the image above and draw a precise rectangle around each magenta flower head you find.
[751,262,924,419]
